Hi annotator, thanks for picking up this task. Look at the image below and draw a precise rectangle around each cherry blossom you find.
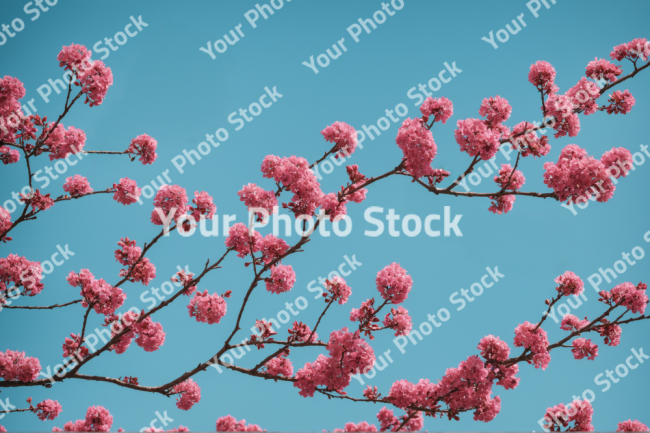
[606,90,636,114]
[126,134,158,165]
[555,271,584,296]
[264,350,293,377]
[188,289,227,324]
[151,184,190,225]
[321,121,358,158]
[265,264,296,294]
[455,117,501,160]
[601,147,634,178]
[571,338,599,360]
[541,399,594,432]
[173,379,201,411]
[258,234,289,264]
[67,269,126,316]
[617,420,649,432]
[62,333,89,360]
[0,146,20,165]
[112,178,141,205]
[190,190,216,222]
[419,96,454,124]
[396,117,437,178]
[376,263,412,304]
[63,174,93,196]
[324,275,352,304]
[35,399,62,421]
[261,155,323,217]
[560,314,590,332]
[585,58,623,82]
[479,95,512,126]
[45,123,86,160]
[0,253,44,297]
[528,60,558,94]
[383,306,412,337]
[216,415,264,432]
[0,349,41,382]
[238,183,278,222]
[225,223,262,258]
[494,164,525,190]
[610,38,650,62]
[20,189,54,212]
[514,321,550,369]
[508,121,550,158]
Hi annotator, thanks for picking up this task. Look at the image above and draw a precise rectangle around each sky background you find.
[1,0,649,431]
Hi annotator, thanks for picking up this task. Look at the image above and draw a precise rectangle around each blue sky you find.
[1,0,649,430]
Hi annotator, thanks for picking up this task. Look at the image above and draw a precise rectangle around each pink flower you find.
[113,178,141,205]
[114,237,156,285]
[376,407,423,432]
[455,117,501,160]
[528,60,558,93]
[174,379,201,411]
[544,94,581,138]
[542,399,594,432]
[35,399,62,421]
[617,420,649,432]
[565,77,601,115]
[190,190,216,222]
[601,147,634,178]
[321,121,358,158]
[238,183,278,222]
[494,164,525,190]
[383,306,412,337]
[258,234,289,264]
[264,350,293,377]
[261,155,324,217]
[376,263,412,304]
[188,289,227,324]
[0,146,20,165]
[225,223,263,258]
[607,90,636,115]
[419,96,453,124]
[428,168,450,186]
[586,58,622,82]
[0,349,41,382]
[126,134,158,165]
[151,184,190,225]
[216,415,265,432]
[333,421,377,432]
[508,121,550,158]
[20,189,54,212]
[78,60,113,106]
[560,314,590,332]
[596,319,622,347]
[109,311,165,354]
[0,253,44,296]
[543,144,615,204]
[63,174,93,197]
[57,44,92,73]
[609,282,648,314]
[45,123,86,160]
[478,335,510,362]
[265,264,296,294]
[611,38,650,62]
[324,275,352,304]
[514,321,550,369]
[0,207,11,243]
[63,333,89,360]
[319,192,347,222]
[250,319,278,349]
[84,405,114,431]
[555,271,584,296]
[479,95,512,126]
[395,117,437,178]
[67,269,126,316]
[572,338,599,360]
[287,321,318,344]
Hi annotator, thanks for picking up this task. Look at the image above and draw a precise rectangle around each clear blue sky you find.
[1,0,649,431]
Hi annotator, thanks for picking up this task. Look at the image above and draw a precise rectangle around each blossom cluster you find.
[321,121,358,159]
[107,311,166,354]
[114,237,156,285]
[67,269,126,315]
[0,253,44,299]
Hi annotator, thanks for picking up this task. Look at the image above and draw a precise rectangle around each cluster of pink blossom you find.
[44,123,86,160]
[67,269,126,315]
[57,43,92,73]
[319,192,348,222]
[0,207,11,242]
[478,334,510,362]
[555,271,585,296]
[544,94,581,138]
[478,335,520,389]
[287,321,318,344]
[238,183,278,222]
[603,282,648,314]
[294,328,374,397]
[265,264,296,294]
[114,237,156,285]
[601,147,634,178]
[543,144,616,204]
[454,117,502,161]
[216,415,264,432]
[333,420,378,432]
[225,223,263,258]
[610,38,650,62]
[112,178,141,205]
[596,318,622,347]
[190,190,216,222]
[264,350,293,377]
[0,75,30,145]
[350,298,381,338]
[572,338,599,360]
[143,426,190,432]
[20,189,54,212]
[63,174,93,196]
[427,168,450,186]
[324,275,352,304]
[54,405,113,432]
[479,95,512,126]
[258,234,289,264]
[76,58,113,107]
[565,77,601,115]
[261,155,323,217]
[108,311,166,354]
[617,420,649,432]
[151,185,190,225]
[494,164,525,190]
[585,58,622,82]
[62,333,89,360]
[420,96,454,124]
[377,407,424,432]
[382,306,413,337]
[513,321,551,369]
[0,349,41,382]
[528,60,559,94]
[0,146,20,165]
[321,121,358,158]
[173,379,201,411]
[375,263,412,304]
[0,253,44,297]
[541,399,594,432]
[250,319,278,349]
[35,399,62,421]
[126,134,158,165]
[607,89,636,114]
[560,314,590,332]
[395,117,437,178]
[172,269,197,296]
[508,121,551,158]
[488,195,516,215]
[188,289,228,324]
